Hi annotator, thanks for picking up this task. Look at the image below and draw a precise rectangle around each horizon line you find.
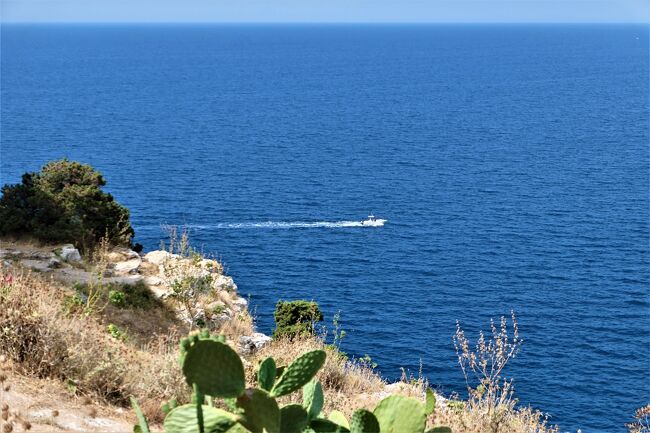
[2,20,649,25]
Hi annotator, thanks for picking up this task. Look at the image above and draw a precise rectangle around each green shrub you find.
[62,293,85,315]
[84,281,157,310]
[108,290,126,307]
[107,323,127,341]
[118,281,157,309]
[273,300,324,340]
[0,159,134,252]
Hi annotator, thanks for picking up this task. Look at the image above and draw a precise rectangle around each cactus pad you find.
[279,404,309,433]
[130,397,151,433]
[163,404,236,433]
[349,409,380,433]
[373,395,426,433]
[182,339,245,398]
[328,411,349,429]
[303,379,324,420]
[309,418,350,433]
[426,427,452,433]
[425,388,436,415]
[257,357,277,391]
[270,350,326,397]
[236,388,281,433]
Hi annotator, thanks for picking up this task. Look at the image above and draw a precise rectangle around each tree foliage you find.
[0,159,134,251]
[273,300,324,340]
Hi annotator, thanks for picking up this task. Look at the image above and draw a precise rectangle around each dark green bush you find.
[79,281,156,310]
[273,300,324,340]
[0,159,134,252]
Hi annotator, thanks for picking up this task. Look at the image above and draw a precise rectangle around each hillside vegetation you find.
[0,159,620,432]
[0,241,563,433]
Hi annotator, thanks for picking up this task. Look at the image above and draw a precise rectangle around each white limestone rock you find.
[21,259,53,273]
[144,275,164,286]
[213,274,237,291]
[60,245,82,262]
[143,250,178,266]
[106,248,140,262]
[232,297,248,312]
[48,258,63,269]
[239,333,272,356]
[114,256,142,274]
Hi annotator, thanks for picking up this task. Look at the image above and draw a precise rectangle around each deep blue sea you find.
[1,24,648,432]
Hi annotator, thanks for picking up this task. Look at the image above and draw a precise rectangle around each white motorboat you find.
[361,214,387,227]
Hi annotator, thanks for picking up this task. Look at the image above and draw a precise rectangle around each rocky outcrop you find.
[113,256,141,274]
[2,240,273,355]
[143,250,177,266]
[59,245,82,262]
[238,333,272,356]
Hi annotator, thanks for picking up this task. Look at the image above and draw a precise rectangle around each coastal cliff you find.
[0,238,566,433]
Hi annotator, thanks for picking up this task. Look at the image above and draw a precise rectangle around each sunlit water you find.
[1,24,648,432]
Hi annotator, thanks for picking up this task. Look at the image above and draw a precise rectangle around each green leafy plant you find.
[113,281,159,309]
[131,331,451,433]
[108,290,126,307]
[107,323,127,341]
[273,300,324,340]
[62,293,85,315]
[160,228,218,329]
[0,159,134,252]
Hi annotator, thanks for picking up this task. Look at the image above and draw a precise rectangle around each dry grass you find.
[1,255,562,432]
[0,266,192,422]
[0,253,259,422]
[628,404,650,433]
[249,337,388,418]
[250,335,558,433]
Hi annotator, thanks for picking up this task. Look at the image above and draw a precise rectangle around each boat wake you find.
[184,221,368,229]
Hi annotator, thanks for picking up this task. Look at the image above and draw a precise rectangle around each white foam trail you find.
[182,221,367,229]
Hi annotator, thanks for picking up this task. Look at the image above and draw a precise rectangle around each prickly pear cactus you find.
[425,388,436,416]
[373,395,426,433]
[270,350,326,397]
[303,379,324,420]
[257,357,277,392]
[161,398,179,415]
[163,404,236,433]
[178,332,226,368]
[328,411,349,429]
[236,388,281,433]
[279,404,309,433]
[349,409,380,433]
[182,339,245,398]
[426,427,452,433]
[309,418,350,433]
[130,397,151,433]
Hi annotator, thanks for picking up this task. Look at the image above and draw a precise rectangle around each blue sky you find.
[1,0,649,23]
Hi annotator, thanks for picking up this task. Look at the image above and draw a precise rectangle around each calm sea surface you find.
[1,24,648,432]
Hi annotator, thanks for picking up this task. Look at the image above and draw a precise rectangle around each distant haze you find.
[1,0,649,23]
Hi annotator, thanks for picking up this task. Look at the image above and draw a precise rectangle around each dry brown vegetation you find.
[0,265,187,423]
[1,253,568,432]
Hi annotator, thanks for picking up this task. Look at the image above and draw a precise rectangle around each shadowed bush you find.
[0,159,134,252]
[273,300,324,340]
